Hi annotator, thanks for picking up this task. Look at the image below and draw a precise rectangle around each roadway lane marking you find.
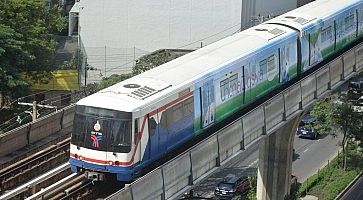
[303,148,309,153]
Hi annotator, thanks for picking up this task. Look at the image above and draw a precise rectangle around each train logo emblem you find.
[91,133,102,148]
[91,120,102,148]
[94,120,101,131]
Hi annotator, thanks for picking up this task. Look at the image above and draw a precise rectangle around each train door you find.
[243,63,252,104]
[157,110,167,154]
[201,79,215,128]
[148,114,160,158]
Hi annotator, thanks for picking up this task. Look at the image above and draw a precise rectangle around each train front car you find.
[69,95,136,182]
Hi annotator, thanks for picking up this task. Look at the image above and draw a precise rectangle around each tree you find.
[0,0,66,106]
[310,96,362,170]
[310,99,333,135]
[0,24,29,106]
[332,96,361,170]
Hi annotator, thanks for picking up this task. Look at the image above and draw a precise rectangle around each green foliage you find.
[310,95,363,170]
[332,96,361,140]
[246,175,257,200]
[132,50,189,75]
[310,100,333,135]
[60,49,82,69]
[0,0,66,104]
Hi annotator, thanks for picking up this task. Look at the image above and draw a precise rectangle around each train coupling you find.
[86,171,105,181]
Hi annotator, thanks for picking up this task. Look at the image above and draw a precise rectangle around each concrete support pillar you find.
[256,112,304,200]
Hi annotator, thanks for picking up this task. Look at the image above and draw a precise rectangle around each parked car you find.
[297,114,317,139]
[298,114,316,127]
[297,126,317,139]
[348,76,363,100]
[352,96,363,113]
[348,77,363,94]
[214,175,250,199]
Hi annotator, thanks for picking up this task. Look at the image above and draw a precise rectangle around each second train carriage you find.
[69,0,363,182]
[268,0,363,72]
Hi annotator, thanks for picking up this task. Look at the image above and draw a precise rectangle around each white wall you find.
[78,0,297,83]
[256,0,296,17]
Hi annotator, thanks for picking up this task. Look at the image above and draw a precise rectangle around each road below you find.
[192,133,342,198]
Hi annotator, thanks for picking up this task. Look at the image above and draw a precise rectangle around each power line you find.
[17,90,49,101]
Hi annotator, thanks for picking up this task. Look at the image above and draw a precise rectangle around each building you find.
[70,0,299,84]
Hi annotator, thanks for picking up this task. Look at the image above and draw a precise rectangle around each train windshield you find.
[71,105,132,153]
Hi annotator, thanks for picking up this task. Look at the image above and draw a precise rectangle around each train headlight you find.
[79,156,83,160]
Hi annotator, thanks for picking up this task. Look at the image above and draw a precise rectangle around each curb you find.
[334,170,363,200]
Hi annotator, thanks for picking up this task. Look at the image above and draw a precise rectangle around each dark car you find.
[299,114,316,127]
[214,175,250,199]
[297,126,317,139]
[297,114,317,139]
[348,76,363,94]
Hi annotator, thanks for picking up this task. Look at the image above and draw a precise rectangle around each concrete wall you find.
[0,105,75,157]
[255,0,296,17]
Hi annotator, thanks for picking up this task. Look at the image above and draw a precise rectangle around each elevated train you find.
[70,0,363,181]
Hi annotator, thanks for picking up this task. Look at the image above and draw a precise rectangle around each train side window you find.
[229,74,238,96]
[259,58,267,81]
[148,117,157,136]
[321,26,332,43]
[160,109,169,128]
[172,102,183,123]
[345,14,355,31]
[220,78,229,101]
[134,119,139,145]
[267,55,275,74]
[183,97,194,115]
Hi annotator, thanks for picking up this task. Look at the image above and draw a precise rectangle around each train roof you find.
[77,23,297,113]
[266,0,361,31]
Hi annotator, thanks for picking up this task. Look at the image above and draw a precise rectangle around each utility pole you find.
[32,101,37,121]
[104,46,107,77]
[18,101,57,122]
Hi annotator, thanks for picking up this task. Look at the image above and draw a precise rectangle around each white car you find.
[352,96,363,113]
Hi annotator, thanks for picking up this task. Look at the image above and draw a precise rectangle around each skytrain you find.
[69,0,363,181]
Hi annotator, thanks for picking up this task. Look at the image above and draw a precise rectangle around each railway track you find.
[25,172,95,200]
[0,138,71,194]
[21,171,124,200]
